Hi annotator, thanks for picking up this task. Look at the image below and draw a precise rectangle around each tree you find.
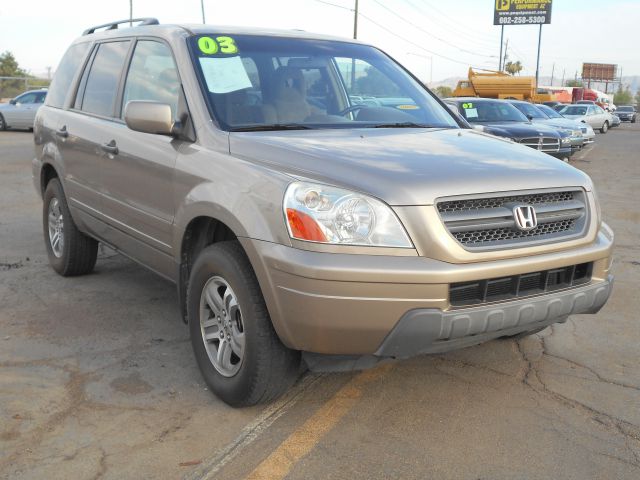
[504,61,523,76]
[613,86,633,106]
[634,89,640,107]
[0,51,27,77]
[565,79,583,87]
[434,86,452,98]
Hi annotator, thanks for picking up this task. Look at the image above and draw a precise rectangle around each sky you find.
[0,0,638,85]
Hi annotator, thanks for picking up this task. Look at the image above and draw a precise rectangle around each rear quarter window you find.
[46,42,91,108]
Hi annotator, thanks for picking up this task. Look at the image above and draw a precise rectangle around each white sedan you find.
[0,89,48,131]
[559,104,613,133]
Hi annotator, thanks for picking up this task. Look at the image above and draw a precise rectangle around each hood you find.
[478,121,560,139]
[533,118,583,131]
[229,128,591,205]
[562,114,587,121]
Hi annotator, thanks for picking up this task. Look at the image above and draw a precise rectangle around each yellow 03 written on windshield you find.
[197,36,239,55]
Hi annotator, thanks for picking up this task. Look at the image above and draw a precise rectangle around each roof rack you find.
[82,18,159,36]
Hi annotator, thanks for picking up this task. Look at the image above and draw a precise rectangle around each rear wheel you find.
[43,178,98,276]
[600,121,608,133]
[187,241,300,407]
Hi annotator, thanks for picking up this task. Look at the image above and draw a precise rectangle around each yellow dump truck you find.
[453,68,553,103]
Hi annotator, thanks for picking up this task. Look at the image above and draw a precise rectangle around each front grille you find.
[519,137,560,152]
[437,189,589,250]
[449,262,592,307]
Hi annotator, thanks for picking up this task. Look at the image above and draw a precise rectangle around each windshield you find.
[457,100,528,123]
[189,34,458,131]
[617,106,634,112]
[537,104,562,118]
[561,106,588,116]
[512,102,546,119]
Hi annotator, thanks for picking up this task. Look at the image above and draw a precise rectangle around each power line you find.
[371,0,497,59]
[411,0,498,44]
[313,0,352,11]
[357,11,482,66]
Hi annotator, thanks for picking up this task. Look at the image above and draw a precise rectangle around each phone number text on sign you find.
[498,15,547,24]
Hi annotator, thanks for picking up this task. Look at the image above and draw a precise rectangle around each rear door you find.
[98,38,181,255]
[59,40,132,219]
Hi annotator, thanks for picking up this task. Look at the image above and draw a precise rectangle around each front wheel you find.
[600,121,608,133]
[0,114,6,131]
[187,241,300,407]
[43,178,98,276]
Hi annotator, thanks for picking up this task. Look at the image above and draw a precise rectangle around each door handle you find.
[101,140,119,156]
[55,126,69,138]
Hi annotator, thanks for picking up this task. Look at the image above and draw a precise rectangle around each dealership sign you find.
[494,0,553,25]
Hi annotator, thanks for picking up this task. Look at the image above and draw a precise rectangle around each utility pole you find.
[535,24,543,87]
[353,0,359,39]
[502,38,509,72]
[561,68,565,87]
[129,0,133,26]
[351,0,359,92]
[498,25,504,71]
[550,62,555,86]
[201,0,206,24]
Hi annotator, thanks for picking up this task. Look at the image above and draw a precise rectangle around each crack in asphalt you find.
[514,336,640,468]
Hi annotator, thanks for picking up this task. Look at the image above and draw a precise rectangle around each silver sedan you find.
[0,89,48,130]
[559,104,613,133]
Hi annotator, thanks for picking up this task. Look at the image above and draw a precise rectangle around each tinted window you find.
[537,104,562,118]
[513,102,545,119]
[458,101,527,123]
[81,41,130,117]
[46,42,91,108]
[122,40,180,117]
[15,92,39,104]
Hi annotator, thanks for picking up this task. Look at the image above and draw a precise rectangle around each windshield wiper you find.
[367,122,450,129]
[229,124,314,132]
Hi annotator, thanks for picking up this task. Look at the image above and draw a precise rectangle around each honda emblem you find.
[513,205,537,231]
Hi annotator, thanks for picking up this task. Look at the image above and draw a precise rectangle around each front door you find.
[98,39,182,254]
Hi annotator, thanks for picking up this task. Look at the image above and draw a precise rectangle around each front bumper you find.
[376,275,612,358]
[548,146,574,159]
[240,224,613,357]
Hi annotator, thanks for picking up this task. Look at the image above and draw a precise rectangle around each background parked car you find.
[445,97,573,160]
[615,105,637,123]
[611,113,621,128]
[559,104,612,133]
[0,89,47,131]
[537,104,595,145]
[507,100,585,152]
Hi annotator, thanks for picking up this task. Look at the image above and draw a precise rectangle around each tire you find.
[632,117,636,124]
[0,114,6,131]
[43,178,98,276]
[600,121,608,133]
[187,241,300,407]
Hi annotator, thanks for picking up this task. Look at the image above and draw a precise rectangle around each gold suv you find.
[34,19,613,406]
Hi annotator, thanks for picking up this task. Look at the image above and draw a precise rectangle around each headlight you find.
[572,130,582,138]
[284,182,413,248]
[561,136,571,146]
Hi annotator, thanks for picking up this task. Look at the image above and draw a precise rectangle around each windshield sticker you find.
[198,36,239,55]
[462,102,474,109]
[397,104,419,110]
[465,108,479,119]
[199,56,252,94]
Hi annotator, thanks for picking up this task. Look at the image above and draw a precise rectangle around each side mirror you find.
[124,101,174,136]
[9,99,16,105]
[526,114,533,121]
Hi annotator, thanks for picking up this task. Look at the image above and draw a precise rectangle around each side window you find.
[122,40,180,117]
[35,92,47,103]
[80,41,131,117]
[46,42,91,108]
[16,92,37,104]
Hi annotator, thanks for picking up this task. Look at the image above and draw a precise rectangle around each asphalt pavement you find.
[1,123,639,480]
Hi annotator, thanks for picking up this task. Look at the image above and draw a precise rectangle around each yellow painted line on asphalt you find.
[244,363,393,480]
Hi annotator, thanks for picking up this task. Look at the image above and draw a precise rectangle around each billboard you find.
[582,63,618,82]
[494,0,553,25]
